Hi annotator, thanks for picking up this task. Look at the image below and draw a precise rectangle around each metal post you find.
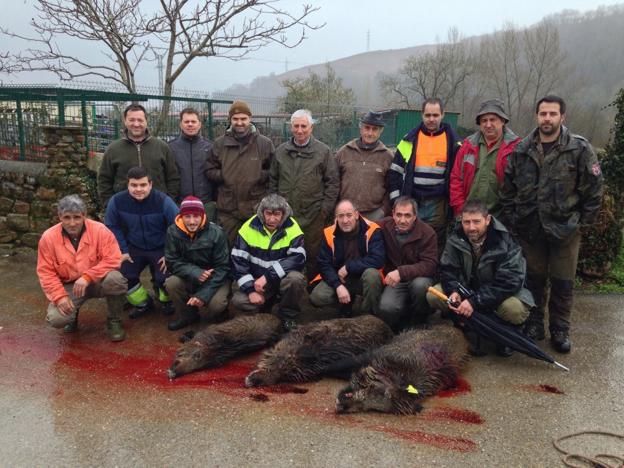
[81,99,89,155]
[57,92,65,126]
[207,102,214,140]
[16,99,25,161]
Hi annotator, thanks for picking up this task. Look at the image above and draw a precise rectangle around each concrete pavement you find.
[1,252,622,466]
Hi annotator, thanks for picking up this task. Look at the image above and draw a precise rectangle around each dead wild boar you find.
[167,314,283,379]
[335,325,469,414]
[244,315,394,387]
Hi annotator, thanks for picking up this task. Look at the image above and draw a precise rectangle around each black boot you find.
[129,296,154,319]
[551,329,571,353]
[167,306,200,331]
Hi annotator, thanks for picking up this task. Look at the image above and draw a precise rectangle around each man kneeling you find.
[377,196,438,331]
[164,196,231,331]
[426,199,533,356]
[37,195,127,341]
[231,194,306,330]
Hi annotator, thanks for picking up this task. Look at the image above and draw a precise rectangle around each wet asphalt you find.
[0,252,623,467]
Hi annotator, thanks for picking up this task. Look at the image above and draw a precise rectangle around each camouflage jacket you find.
[500,126,603,243]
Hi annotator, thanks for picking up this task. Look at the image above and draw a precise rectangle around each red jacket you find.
[449,127,520,216]
[37,219,122,304]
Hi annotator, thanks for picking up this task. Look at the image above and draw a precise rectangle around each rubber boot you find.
[167,305,200,331]
[106,295,126,342]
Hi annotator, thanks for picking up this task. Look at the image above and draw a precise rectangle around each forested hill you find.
[219,5,624,145]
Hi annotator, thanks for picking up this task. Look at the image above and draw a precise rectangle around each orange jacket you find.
[37,218,122,304]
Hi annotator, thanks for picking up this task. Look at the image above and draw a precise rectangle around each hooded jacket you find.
[440,216,534,311]
[165,216,230,303]
[500,126,603,243]
[231,211,305,294]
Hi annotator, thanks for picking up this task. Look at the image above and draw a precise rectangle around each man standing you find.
[98,104,180,208]
[501,95,603,353]
[206,100,275,245]
[105,166,179,319]
[168,107,215,220]
[37,195,127,341]
[230,194,306,330]
[388,99,460,248]
[270,109,339,279]
[377,197,438,331]
[164,196,231,331]
[336,111,393,221]
[450,99,520,218]
[309,199,385,317]
[426,199,533,356]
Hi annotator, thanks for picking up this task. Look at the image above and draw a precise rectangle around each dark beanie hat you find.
[179,196,205,217]
[229,100,252,118]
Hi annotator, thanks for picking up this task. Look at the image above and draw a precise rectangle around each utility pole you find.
[366,30,370,52]
[285,58,289,73]
[156,54,164,94]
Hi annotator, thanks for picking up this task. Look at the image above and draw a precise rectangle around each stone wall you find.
[0,126,98,255]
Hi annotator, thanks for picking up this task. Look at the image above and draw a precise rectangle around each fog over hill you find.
[218,5,624,111]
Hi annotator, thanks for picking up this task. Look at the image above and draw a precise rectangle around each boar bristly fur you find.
[336,325,469,414]
[245,315,394,387]
[168,314,283,379]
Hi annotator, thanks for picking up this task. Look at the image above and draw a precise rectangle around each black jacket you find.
[168,133,214,203]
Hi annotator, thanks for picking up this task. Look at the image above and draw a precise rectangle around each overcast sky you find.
[2,0,623,93]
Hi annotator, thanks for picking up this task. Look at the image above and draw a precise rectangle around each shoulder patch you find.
[591,163,602,176]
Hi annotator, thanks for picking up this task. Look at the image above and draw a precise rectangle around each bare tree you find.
[379,28,473,109]
[477,21,568,132]
[1,0,152,91]
[1,0,323,133]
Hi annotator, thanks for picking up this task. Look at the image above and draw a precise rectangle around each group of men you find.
[37,94,602,357]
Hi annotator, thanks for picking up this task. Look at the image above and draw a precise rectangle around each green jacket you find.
[98,132,180,208]
[440,217,534,311]
[164,217,230,304]
[269,137,339,228]
[206,125,275,221]
[501,126,603,243]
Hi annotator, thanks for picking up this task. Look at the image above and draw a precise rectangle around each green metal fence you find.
[0,85,232,161]
[0,84,461,161]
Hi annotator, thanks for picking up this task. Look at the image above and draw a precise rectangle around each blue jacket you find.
[316,216,385,289]
[105,189,179,253]
[231,215,306,294]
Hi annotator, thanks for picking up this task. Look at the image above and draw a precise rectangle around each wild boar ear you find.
[191,348,203,360]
